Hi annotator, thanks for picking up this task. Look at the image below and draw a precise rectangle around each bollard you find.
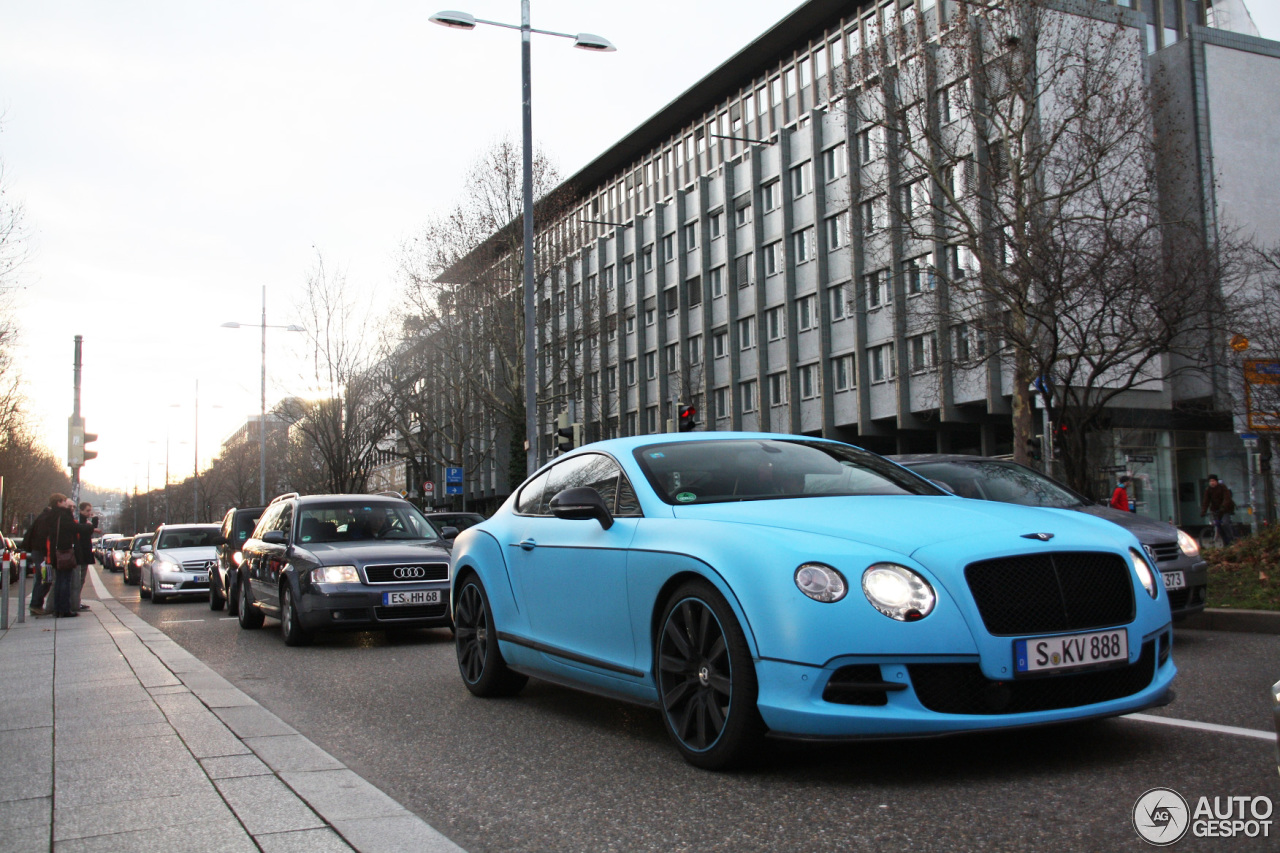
[16,555,26,624]
[2,556,8,630]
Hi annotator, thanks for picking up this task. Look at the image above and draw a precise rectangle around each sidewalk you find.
[0,573,465,853]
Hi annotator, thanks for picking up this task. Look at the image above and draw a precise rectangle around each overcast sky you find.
[3,0,1278,495]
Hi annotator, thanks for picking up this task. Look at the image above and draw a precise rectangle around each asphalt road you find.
[92,567,1279,853]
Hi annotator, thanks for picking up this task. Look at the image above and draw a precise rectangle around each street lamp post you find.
[222,286,304,505]
[430,4,614,475]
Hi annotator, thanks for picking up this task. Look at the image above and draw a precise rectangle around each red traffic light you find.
[677,405,697,432]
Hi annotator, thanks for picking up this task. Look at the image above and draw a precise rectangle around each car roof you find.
[292,494,411,506]
[155,523,220,531]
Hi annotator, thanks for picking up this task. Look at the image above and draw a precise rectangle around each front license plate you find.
[1162,570,1186,590]
[382,590,441,606]
[1015,629,1128,674]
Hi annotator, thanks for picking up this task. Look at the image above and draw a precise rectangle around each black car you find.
[211,505,265,613]
[237,493,453,645]
[124,534,153,585]
[889,453,1208,619]
[423,511,486,538]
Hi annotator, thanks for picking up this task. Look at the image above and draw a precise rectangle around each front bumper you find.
[153,568,211,597]
[1159,558,1208,618]
[297,582,451,630]
[754,624,1177,739]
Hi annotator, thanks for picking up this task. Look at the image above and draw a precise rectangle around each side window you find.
[275,505,294,540]
[254,504,284,539]
[545,453,644,517]
[516,470,551,516]
[615,477,642,517]
[220,514,233,543]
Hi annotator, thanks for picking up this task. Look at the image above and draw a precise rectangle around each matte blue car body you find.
[450,432,1176,740]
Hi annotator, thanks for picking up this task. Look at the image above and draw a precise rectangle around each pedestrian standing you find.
[22,495,60,616]
[1200,474,1236,547]
[1109,475,1130,512]
[72,501,99,611]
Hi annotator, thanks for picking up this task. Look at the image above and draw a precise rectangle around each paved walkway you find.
[0,569,465,853]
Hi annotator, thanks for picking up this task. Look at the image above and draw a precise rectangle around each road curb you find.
[1179,608,1280,635]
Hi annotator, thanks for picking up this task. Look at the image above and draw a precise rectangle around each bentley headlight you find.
[795,563,848,602]
[1130,548,1158,599]
[310,565,360,584]
[862,563,936,621]
[1176,528,1200,559]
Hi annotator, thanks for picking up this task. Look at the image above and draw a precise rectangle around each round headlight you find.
[862,563,936,621]
[794,563,848,602]
[1130,548,1158,599]
[1176,528,1200,559]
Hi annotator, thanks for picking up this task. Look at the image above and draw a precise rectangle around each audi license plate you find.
[383,590,441,607]
[1162,570,1186,590]
[1015,629,1128,675]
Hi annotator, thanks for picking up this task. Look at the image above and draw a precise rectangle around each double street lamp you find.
[222,286,304,505]
[430,4,614,475]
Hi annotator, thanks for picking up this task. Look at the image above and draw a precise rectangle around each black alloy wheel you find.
[454,575,527,697]
[656,581,765,770]
[226,575,240,617]
[237,576,264,629]
[209,572,225,611]
[280,584,312,647]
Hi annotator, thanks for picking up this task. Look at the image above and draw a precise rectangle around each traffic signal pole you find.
[71,335,83,503]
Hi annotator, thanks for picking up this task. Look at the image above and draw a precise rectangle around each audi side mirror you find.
[440,526,460,540]
[262,530,288,546]
[549,487,614,530]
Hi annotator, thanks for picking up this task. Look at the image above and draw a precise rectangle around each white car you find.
[142,523,220,604]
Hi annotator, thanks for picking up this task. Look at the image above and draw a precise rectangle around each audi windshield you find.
[296,501,441,544]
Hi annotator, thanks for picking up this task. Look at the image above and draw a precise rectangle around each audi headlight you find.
[1176,528,1200,559]
[862,563,936,621]
[311,565,360,584]
[794,563,848,602]
[1130,548,1158,599]
[231,551,244,567]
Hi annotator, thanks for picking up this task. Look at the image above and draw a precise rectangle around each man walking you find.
[1200,474,1235,547]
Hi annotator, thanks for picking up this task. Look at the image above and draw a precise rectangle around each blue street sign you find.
[446,467,464,483]
[445,484,463,495]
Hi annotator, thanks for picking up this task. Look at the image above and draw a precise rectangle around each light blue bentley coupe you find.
[450,434,1176,769]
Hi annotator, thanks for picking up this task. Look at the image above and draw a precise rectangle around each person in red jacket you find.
[1110,475,1131,512]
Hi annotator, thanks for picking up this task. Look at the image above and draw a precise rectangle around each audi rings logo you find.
[391,566,427,580]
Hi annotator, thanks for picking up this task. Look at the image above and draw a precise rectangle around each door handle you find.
[518,538,537,551]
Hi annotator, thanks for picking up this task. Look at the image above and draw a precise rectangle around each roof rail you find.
[269,492,300,504]
[375,490,409,501]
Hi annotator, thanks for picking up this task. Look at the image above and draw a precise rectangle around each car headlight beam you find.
[1176,528,1200,559]
[1130,548,1159,599]
[862,563,936,621]
[310,565,360,584]
[794,563,848,603]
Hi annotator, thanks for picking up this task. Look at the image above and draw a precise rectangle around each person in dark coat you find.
[1200,474,1235,546]
[22,495,61,615]
[72,501,99,611]
[47,496,93,617]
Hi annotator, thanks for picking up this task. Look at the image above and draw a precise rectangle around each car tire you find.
[656,580,766,770]
[152,588,166,604]
[226,575,240,617]
[140,571,151,599]
[280,584,312,647]
[454,573,527,697]
[210,576,225,611]
[237,577,264,629]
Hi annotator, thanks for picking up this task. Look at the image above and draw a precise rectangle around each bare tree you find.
[847,0,1239,493]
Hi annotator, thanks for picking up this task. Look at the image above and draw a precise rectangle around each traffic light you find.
[68,415,99,468]
[555,411,582,453]
[1051,424,1066,459]
[1026,435,1043,461]
[677,403,698,432]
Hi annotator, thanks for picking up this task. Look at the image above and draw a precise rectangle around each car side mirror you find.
[440,526,460,540]
[262,530,288,546]
[212,535,227,547]
[549,487,614,530]
[141,545,152,553]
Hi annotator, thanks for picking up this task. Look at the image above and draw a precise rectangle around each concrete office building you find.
[436,0,1278,526]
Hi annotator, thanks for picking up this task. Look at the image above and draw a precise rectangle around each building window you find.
[797,294,817,331]
[684,222,698,250]
[823,142,848,181]
[623,257,634,282]
[738,317,756,350]
[713,328,728,358]
[909,332,937,372]
[645,307,656,326]
[626,411,638,436]
[904,255,936,295]
[790,161,813,199]
[870,343,896,383]
[830,284,849,320]
[689,334,703,364]
[799,363,820,399]
[939,79,967,125]
[861,196,886,234]
[740,379,758,413]
[766,306,785,341]
[603,266,615,291]
[625,358,637,386]
[710,266,725,298]
[833,354,855,391]
[709,210,723,238]
[768,372,787,406]
[945,244,977,280]
[736,252,755,287]
[663,233,674,259]
[607,366,617,390]
[762,180,781,212]
[735,202,752,227]
[714,386,730,419]
[646,406,659,433]
[764,241,784,276]
[826,211,847,249]
[664,342,677,371]
[857,126,882,163]
[686,275,702,307]
[643,246,654,272]
[953,324,987,363]
[586,274,598,299]
[793,227,815,264]
[865,269,890,308]
[625,314,636,335]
